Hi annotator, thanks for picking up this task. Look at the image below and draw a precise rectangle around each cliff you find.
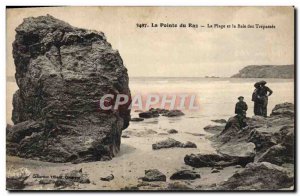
[231,65,294,78]
[7,15,131,163]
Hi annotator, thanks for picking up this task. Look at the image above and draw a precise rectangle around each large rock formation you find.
[7,15,131,163]
[216,103,294,165]
[216,162,294,190]
[191,103,295,190]
[184,142,255,168]
[231,65,294,78]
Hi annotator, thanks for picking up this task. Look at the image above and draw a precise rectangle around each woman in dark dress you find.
[252,82,263,116]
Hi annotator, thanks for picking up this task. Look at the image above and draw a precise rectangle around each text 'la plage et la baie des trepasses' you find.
[136,22,276,30]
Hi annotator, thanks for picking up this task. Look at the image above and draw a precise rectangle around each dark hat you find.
[258,80,267,85]
[254,82,260,88]
[238,96,244,100]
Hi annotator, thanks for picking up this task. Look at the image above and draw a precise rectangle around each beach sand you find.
[6,77,294,190]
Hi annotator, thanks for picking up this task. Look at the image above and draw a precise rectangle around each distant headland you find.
[231,65,294,78]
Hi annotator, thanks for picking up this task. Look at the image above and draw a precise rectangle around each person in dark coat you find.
[252,82,263,116]
[257,81,273,117]
[235,96,248,129]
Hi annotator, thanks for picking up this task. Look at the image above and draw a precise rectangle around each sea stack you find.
[7,15,131,163]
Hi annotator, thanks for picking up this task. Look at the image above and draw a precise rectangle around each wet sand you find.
[7,119,243,190]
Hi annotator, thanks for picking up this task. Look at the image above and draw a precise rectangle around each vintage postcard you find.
[6,6,295,191]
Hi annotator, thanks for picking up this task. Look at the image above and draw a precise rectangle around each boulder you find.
[217,142,256,165]
[130,117,144,122]
[215,116,248,143]
[170,169,200,180]
[203,124,225,133]
[257,144,294,165]
[152,138,197,150]
[184,154,230,168]
[149,108,169,114]
[247,126,277,153]
[6,167,31,190]
[216,162,294,190]
[184,151,254,168]
[167,129,178,134]
[139,111,159,118]
[211,169,220,173]
[162,110,184,117]
[100,174,114,181]
[8,15,131,163]
[270,102,294,118]
[141,169,166,182]
[184,141,197,148]
[248,124,294,156]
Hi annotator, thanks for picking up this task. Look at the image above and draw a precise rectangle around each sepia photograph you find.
[5,6,295,191]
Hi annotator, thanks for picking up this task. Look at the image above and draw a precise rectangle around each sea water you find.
[128,77,294,139]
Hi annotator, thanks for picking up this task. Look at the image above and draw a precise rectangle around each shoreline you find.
[6,102,295,190]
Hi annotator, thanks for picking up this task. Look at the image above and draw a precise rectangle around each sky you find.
[6,6,294,77]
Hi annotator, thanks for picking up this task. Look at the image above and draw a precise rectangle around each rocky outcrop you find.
[212,103,294,162]
[231,65,294,78]
[170,170,200,180]
[270,102,294,117]
[149,108,169,114]
[216,162,294,190]
[181,103,295,190]
[162,110,185,117]
[184,150,254,168]
[196,103,295,190]
[256,144,293,165]
[138,108,184,118]
[7,15,131,163]
[141,169,166,182]
[152,138,197,150]
[139,111,159,118]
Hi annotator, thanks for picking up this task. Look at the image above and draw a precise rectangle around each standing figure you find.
[252,82,263,116]
[235,96,248,129]
[257,81,273,117]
